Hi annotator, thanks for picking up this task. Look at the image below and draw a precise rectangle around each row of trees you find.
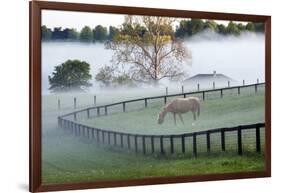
[42,20,264,42]
[175,19,264,38]
[48,16,264,92]
[42,25,119,42]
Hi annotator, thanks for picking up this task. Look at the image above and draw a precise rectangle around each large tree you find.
[93,25,108,41]
[105,16,190,84]
[41,25,52,40]
[226,21,240,36]
[80,26,93,42]
[246,22,255,32]
[48,60,92,92]
[108,26,120,40]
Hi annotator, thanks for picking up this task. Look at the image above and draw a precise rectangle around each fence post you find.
[105,106,108,115]
[74,97,77,109]
[108,132,111,145]
[213,82,215,89]
[81,128,86,139]
[79,125,82,137]
[74,124,78,136]
[58,117,61,127]
[87,109,90,119]
[97,107,100,116]
[238,87,240,95]
[71,123,74,135]
[82,126,85,137]
[113,132,117,146]
[80,125,85,137]
[256,124,261,153]
[228,81,230,87]
[58,99,61,110]
[134,135,138,153]
[220,89,223,98]
[91,128,95,139]
[160,136,164,155]
[87,127,90,139]
[202,91,205,101]
[62,120,67,129]
[127,135,130,149]
[243,80,245,86]
[74,113,77,121]
[73,124,76,136]
[255,84,258,93]
[181,135,186,153]
[238,126,242,155]
[193,133,197,156]
[142,136,146,155]
[206,131,210,153]
[102,131,105,144]
[183,93,186,98]
[166,87,168,95]
[221,129,225,151]
[94,95,97,106]
[197,83,200,91]
[68,122,72,133]
[123,102,126,112]
[145,98,148,108]
[151,136,155,153]
[120,134,124,148]
[170,136,174,154]
[97,130,100,143]
[164,96,167,104]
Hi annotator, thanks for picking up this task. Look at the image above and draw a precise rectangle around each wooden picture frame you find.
[30,1,271,192]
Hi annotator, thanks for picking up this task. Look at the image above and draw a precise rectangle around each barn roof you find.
[184,73,235,82]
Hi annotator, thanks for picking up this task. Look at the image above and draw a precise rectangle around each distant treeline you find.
[42,19,264,42]
[175,19,264,38]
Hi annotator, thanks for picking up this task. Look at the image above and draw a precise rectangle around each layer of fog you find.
[42,32,265,95]
[185,31,265,82]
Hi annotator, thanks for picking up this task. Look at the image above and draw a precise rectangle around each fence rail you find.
[58,117,264,156]
[58,82,265,156]
[60,82,265,119]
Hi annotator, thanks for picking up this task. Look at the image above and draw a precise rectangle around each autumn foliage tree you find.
[105,16,191,84]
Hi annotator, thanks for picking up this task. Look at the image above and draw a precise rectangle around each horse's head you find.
[157,109,166,124]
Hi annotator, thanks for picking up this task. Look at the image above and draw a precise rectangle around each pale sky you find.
[42,10,236,31]
[42,10,126,30]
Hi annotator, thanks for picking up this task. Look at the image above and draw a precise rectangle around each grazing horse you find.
[157,97,201,125]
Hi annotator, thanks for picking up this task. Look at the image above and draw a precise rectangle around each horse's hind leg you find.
[178,113,184,125]
[173,113,177,125]
[193,111,196,121]
[191,112,196,126]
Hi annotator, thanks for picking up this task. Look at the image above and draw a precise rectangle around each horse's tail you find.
[197,102,200,117]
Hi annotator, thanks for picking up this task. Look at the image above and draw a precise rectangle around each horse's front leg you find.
[178,113,184,125]
[173,112,177,125]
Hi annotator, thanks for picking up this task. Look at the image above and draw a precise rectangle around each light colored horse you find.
[157,97,201,125]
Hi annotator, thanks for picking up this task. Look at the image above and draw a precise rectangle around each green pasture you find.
[81,89,265,135]
[42,84,266,185]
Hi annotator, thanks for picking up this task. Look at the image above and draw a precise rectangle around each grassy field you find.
[81,89,264,135]
[42,84,265,185]
[42,128,264,184]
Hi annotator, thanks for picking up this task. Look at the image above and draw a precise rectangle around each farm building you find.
[183,71,236,89]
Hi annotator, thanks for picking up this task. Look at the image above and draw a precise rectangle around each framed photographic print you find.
[30,1,271,192]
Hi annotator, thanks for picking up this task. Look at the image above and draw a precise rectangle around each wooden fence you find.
[58,118,264,156]
[57,82,265,156]
[59,82,264,119]
[56,82,264,110]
